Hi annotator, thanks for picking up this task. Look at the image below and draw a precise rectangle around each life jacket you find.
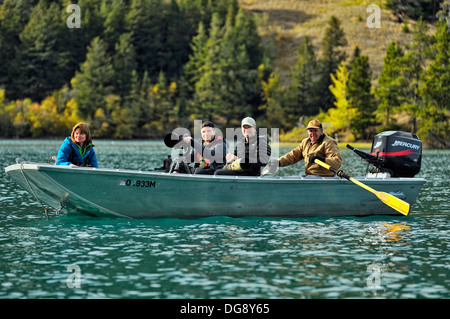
[196,136,223,167]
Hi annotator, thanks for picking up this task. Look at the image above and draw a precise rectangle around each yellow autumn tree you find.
[324,61,358,141]
[146,72,178,135]
[260,71,286,129]
[11,99,32,137]
[0,89,13,136]
[26,96,65,137]
[62,98,84,133]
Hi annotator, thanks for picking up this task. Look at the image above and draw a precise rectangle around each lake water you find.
[0,139,449,301]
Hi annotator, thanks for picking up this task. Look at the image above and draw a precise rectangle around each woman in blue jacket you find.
[57,122,98,167]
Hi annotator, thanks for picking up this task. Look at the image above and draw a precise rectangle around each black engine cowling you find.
[369,131,422,177]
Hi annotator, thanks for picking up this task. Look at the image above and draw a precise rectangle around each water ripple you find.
[0,142,448,298]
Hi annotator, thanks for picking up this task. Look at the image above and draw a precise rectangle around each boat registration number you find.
[119,179,156,188]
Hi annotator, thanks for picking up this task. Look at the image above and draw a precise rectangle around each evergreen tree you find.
[15,1,68,101]
[419,21,450,149]
[61,0,105,87]
[232,7,263,116]
[184,21,208,94]
[123,70,150,138]
[348,55,376,140]
[315,16,348,112]
[285,36,317,128]
[147,72,178,134]
[401,18,430,133]
[0,0,34,100]
[374,41,407,129]
[113,32,137,105]
[259,69,286,129]
[192,13,224,119]
[159,0,192,79]
[126,0,194,81]
[126,0,164,78]
[101,0,129,53]
[75,0,105,46]
[218,7,257,122]
[173,76,191,128]
[233,3,262,70]
[71,37,115,120]
[386,0,444,21]
[178,0,208,31]
[348,46,361,73]
[191,6,263,124]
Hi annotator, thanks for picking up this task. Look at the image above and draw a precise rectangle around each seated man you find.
[214,117,271,176]
[265,119,342,177]
[174,121,227,175]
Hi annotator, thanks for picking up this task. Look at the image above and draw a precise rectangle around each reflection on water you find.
[380,223,411,243]
[0,141,449,299]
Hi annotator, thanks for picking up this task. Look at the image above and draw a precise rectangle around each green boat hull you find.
[5,163,426,218]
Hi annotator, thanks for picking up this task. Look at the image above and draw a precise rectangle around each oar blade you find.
[377,192,410,216]
[314,159,411,216]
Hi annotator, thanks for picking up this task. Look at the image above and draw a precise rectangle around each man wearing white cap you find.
[265,119,342,177]
[214,117,271,176]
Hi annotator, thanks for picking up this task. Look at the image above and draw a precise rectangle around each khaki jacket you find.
[278,134,342,177]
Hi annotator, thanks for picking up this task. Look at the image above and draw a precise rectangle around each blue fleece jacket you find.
[56,137,98,167]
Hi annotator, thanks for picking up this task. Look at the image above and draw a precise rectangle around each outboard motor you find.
[347,131,422,177]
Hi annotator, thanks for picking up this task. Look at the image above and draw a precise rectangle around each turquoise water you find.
[0,140,449,299]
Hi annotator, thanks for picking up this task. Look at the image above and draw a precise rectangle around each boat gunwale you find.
[5,163,427,186]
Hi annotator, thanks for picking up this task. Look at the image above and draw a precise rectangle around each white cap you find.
[241,117,256,127]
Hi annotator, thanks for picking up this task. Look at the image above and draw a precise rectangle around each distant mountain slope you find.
[239,0,427,81]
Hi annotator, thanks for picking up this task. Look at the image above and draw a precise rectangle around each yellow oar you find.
[314,159,410,216]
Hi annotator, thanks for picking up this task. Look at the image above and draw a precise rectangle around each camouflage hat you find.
[306,119,322,130]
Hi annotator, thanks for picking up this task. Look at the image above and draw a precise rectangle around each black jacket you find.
[234,133,271,175]
[192,136,228,170]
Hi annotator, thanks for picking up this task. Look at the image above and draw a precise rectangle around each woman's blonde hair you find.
[70,122,93,148]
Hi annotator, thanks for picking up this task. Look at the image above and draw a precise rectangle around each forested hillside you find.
[0,0,448,148]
